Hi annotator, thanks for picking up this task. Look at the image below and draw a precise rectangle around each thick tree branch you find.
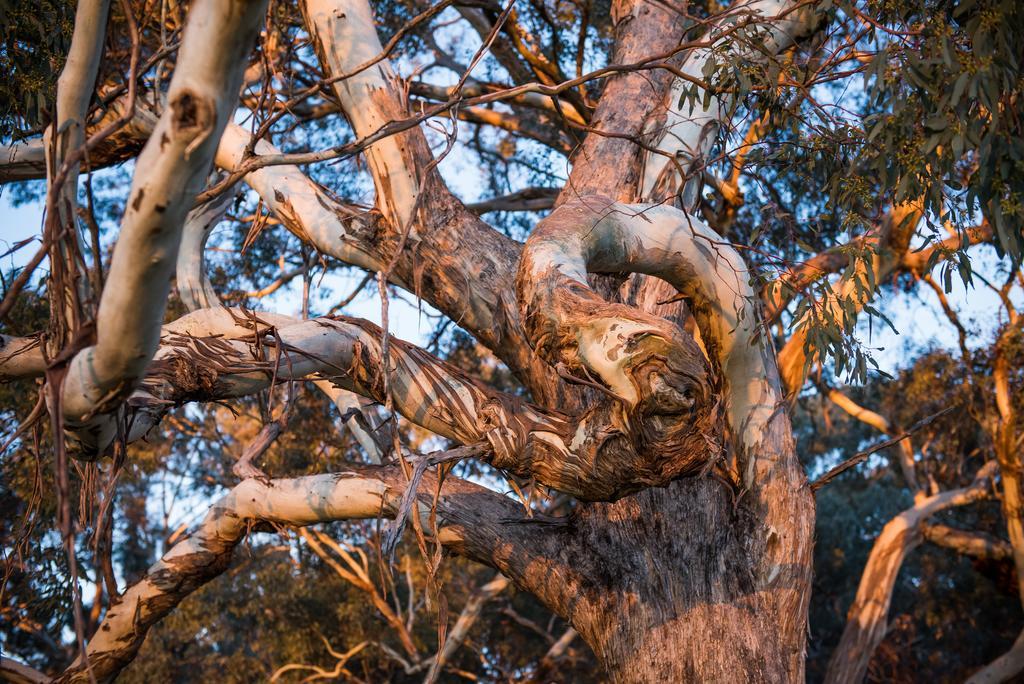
[921,523,1012,561]
[60,0,270,454]
[560,0,688,202]
[302,0,423,231]
[53,465,555,683]
[519,194,787,485]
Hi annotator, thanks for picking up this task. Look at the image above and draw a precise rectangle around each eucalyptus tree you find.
[0,0,1021,681]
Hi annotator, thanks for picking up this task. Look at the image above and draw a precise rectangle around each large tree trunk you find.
[36,0,819,679]
[514,0,817,674]
[567,476,813,681]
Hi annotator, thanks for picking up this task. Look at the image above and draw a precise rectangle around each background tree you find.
[0,0,1021,681]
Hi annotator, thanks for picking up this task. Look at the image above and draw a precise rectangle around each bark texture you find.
[20,0,829,679]
[60,0,270,454]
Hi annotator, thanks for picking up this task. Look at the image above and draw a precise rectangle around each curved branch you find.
[966,629,1024,684]
[60,0,270,453]
[214,122,389,275]
[824,461,998,684]
[53,465,553,683]
[176,191,235,311]
[519,194,781,485]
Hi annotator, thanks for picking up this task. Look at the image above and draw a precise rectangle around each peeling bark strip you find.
[516,193,814,681]
[125,307,720,501]
[60,0,270,455]
[54,466,542,684]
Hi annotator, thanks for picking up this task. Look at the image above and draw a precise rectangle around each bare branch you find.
[60,0,270,454]
[54,464,553,683]
[824,461,999,684]
[921,523,1012,561]
[467,187,559,214]
[965,629,1024,684]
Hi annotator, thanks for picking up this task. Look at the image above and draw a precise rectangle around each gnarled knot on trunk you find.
[513,194,723,500]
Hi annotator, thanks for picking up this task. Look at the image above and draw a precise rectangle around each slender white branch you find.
[55,474,391,683]
[45,0,111,230]
[825,461,999,684]
[176,191,234,311]
[303,0,421,230]
[61,0,269,454]
[55,464,548,683]
[966,629,1024,684]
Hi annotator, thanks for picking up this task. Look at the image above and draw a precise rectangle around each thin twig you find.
[810,406,956,492]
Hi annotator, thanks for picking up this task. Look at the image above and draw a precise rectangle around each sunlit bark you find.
[824,462,999,684]
[54,465,549,683]
[60,0,270,454]
[640,0,820,204]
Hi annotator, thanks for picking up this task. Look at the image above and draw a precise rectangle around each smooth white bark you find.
[45,0,111,228]
[65,474,391,683]
[303,0,421,230]
[176,192,234,311]
[825,462,999,684]
[215,123,388,272]
[61,0,269,453]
